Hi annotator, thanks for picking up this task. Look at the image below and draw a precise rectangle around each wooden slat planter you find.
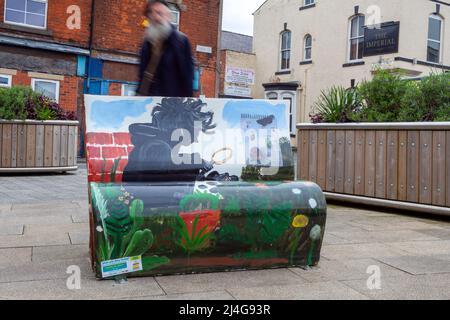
[297,122,450,216]
[0,120,78,173]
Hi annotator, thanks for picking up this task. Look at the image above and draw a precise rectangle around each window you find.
[304,0,315,6]
[4,0,48,29]
[266,92,278,100]
[304,34,312,61]
[280,30,291,70]
[32,79,59,102]
[0,74,12,87]
[427,15,443,63]
[121,84,138,96]
[283,97,294,134]
[169,4,180,30]
[348,15,365,61]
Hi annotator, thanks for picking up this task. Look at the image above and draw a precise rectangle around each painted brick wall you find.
[86,132,134,183]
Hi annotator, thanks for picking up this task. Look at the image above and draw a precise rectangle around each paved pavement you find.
[0,164,450,300]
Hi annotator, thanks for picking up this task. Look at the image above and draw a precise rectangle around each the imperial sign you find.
[363,22,400,56]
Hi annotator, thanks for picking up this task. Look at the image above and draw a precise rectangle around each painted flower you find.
[96,226,103,233]
[309,225,322,241]
[118,196,124,201]
[292,214,309,228]
[292,188,302,195]
[309,198,318,209]
[179,209,221,237]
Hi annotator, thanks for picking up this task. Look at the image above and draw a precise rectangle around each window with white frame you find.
[304,34,312,61]
[121,84,138,96]
[427,14,443,63]
[348,15,365,61]
[0,74,12,87]
[280,30,291,70]
[4,0,48,29]
[32,79,59,102]
[169,4,180,30]
[304,0,315,6]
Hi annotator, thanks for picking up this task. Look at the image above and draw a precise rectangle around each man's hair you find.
[145,0,169,16]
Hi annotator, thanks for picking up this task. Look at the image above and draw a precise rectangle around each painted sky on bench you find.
[85,96,288,133]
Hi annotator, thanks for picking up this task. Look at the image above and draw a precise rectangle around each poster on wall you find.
[225,67,255,85]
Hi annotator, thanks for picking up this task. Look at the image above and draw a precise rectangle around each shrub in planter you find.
[309,86,362,123]
[0,86,76,121]
[399,72,450,122]
[357,69,410,122]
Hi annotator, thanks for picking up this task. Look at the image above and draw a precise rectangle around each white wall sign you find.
[196,45,212,54]
[225,67,255,86]
[224,84,252,97]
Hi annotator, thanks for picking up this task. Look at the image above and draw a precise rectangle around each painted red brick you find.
[88,159,113,176]
[86,133,114,145]
[113,133,132,146]
[86,146,101,158]
[102,146,128,159]
[116,159,130,173]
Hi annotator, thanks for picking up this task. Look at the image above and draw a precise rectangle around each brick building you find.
[0,0,223,155]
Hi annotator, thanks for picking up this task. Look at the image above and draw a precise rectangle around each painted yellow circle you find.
[292,215,309,228]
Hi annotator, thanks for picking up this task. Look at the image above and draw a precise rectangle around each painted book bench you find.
[84,95,327,279]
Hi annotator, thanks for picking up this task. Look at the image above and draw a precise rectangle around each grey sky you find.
[222,0,267,36]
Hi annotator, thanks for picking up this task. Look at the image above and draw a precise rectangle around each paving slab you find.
[290,258,409,282]
[0,257,92,284]
[71,214,89,223]
[320,243,409,260]
[0,232,70,248]
[155,269,307,295]
[327,229,441,244]
[0,224,24,236]
[341,273,450,300]
[0,277,164,300]
[377,255,450,275]
[68,231,90,245]
[32,245,89,263]
[0,248,32,267]
[387,240,450,256]
[227,281,370,300]
[127,290,236,300]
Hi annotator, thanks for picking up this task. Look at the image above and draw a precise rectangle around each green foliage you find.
[92,184,169,268]
[0,86,31,120]
[310,86,361,123]
[173,215,213,256]
[141,256,170,271]
[218,192,293,253]
[0,86,75,120]
[358,69,410,122]
[399,72,450,121]
[313,70,449,123]
[123,229,154,257]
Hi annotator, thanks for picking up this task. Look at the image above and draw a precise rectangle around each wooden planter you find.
[297,122,450,216]
[0,120,79,173]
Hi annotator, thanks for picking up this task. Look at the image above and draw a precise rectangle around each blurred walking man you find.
[137,0,194,97]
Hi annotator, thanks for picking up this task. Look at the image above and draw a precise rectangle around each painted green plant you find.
[173,215,213,259]
[218,193,292,255]
[91,183,170,271]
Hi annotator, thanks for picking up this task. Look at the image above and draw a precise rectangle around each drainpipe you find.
[215,0,223,97]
